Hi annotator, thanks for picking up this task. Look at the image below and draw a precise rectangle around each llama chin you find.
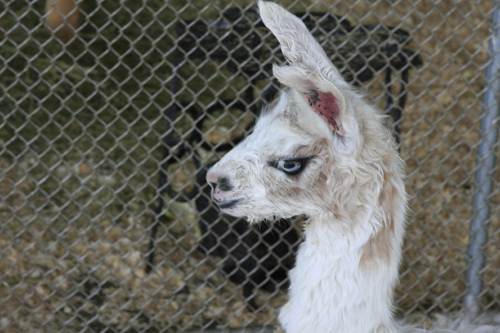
[207,2,497,332]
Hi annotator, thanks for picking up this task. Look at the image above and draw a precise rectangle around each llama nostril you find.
[217,176,233,192]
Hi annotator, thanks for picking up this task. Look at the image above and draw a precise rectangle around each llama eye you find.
[274,158,309,175]
[279,160,301,173]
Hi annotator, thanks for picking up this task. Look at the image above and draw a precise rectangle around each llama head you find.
[207,1,404,224]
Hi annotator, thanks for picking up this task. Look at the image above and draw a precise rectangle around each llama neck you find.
[279,214,402,333]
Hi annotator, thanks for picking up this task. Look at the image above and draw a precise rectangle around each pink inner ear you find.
[302,92,344,136]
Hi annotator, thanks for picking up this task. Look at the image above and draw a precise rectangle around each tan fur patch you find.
[293,138,329,157]
[267,139,331,203]
[360,162,397,267]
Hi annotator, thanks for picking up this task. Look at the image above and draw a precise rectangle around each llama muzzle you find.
[207,171,241,209]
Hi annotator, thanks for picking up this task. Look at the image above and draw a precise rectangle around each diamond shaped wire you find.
[0,0,498,331]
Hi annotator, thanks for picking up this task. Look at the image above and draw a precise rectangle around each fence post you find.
[464,0,500,315]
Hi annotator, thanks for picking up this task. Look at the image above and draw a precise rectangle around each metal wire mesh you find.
[0,0,499,332]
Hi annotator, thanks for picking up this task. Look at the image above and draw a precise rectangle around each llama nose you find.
[206,169,219,185]
[206,170,240,209]
[210,176,234,193]
[214,176,233,192]
[206,170,234,192]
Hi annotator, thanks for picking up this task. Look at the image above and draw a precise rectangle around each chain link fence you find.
[1,0,499,332]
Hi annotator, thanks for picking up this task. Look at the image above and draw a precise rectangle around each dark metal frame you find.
[145,8,422,273]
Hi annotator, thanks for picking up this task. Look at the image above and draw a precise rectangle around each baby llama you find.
[206,2,497,332]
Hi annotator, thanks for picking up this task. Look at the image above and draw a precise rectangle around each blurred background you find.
[0,0,499,332]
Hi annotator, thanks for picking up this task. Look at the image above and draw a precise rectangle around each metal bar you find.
[145,47,183,274]
[384,67,408,151]
[464,0,500,315]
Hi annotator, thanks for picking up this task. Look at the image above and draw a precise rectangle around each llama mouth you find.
[216,198,241,209]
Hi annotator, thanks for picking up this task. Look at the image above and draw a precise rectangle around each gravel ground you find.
[0,0,499,332]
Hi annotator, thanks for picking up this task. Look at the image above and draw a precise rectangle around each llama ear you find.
[273,65,347,136]
[258,1,344,83]
[259,1,351,137]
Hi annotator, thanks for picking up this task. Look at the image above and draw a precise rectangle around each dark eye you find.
[271,157,311,175]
